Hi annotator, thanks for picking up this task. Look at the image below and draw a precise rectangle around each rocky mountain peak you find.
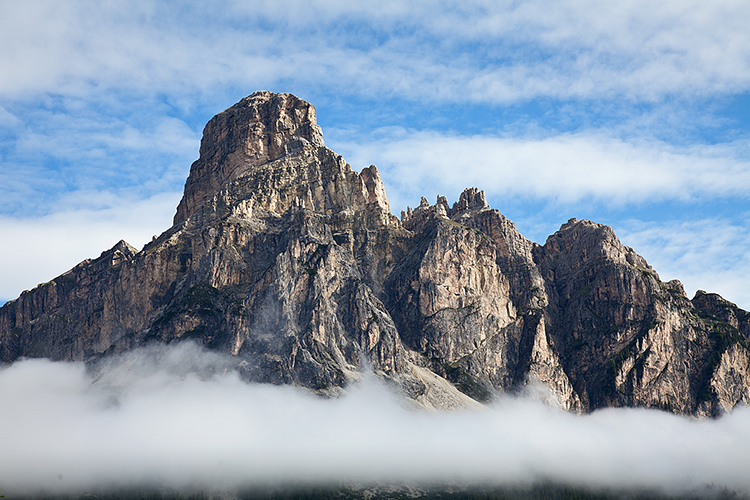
[2,92,750,417]
[174,91,325,224]
[544,217,649,270]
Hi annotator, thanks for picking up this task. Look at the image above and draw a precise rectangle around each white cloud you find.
[0,192,180,302]
[330,129,750,210]
[1,342,749,497]
[12,107,198,164]
[1,1,749,103]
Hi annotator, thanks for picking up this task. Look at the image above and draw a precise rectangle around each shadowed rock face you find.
[2,92,749,415]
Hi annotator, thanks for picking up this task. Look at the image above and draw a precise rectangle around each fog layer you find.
[1,343,748,496]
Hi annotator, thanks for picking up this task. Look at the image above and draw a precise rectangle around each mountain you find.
[1,91,749,416]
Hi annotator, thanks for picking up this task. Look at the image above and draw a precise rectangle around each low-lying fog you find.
[1,342,749,497]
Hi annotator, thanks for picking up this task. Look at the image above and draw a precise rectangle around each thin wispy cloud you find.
[617,216,750,309]
[2,1,749,102]
[0,100,197,216]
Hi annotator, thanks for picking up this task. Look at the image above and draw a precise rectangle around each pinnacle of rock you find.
[174,91,325,225]
[451,187,488,213]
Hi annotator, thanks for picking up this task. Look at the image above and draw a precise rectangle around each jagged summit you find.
[400,187,490,233]
[2,92,749,416]
[174,91,325,225]
[174,91,392,229]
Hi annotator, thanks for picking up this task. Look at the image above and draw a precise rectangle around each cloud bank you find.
[1,343,749,497]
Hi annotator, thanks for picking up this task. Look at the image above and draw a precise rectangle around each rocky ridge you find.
[2,91,749,416]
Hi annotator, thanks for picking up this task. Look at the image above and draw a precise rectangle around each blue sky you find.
[1,0,749,309]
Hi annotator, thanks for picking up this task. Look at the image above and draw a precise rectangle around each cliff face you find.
[2,91,749,416]
[174,91,325,225]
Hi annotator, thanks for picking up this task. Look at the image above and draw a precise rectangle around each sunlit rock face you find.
[174,91,326,225]
[2,92,749,415]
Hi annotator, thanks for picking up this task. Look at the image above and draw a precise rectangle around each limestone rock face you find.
[529,219,750,415]
[710,343,750,413]
[174,91,325,225]
[2,91,750,415]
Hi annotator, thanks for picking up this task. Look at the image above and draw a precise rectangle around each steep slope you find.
[537,219,734,414]
[385,189,577,408]
[1,91,749,415]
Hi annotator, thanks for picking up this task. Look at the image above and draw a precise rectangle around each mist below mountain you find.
[2,342,749,499]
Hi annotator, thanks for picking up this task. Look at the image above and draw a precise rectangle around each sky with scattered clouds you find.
[1,0,749,309]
